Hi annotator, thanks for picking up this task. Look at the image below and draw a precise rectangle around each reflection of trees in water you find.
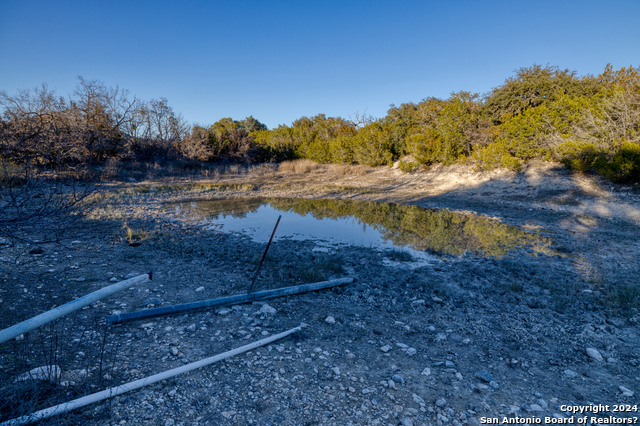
[174,198,265,220]
[173,197,551,257]
[267,198,550,257]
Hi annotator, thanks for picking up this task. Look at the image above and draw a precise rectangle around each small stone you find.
[325,316,336,324]
[564,369,578,378]
[435,398,447,407]
[331,367,341,375]
[170,347,179,356]
[412,393,425,405]
[140,323,154,329]
[619,386,634,397]
[15,365,62,383]
[489,381,499,390]
[530,404,544,412]
[259,304,277,315]
[109,277,118,282]
[186,324,197,332]
[125,273,139,279]
[475,370,492,383]
[221,411,236,419]
[75,277,86,282]
[401,418,414,426]
[195,286,205,292]
[380,345,392,353]
[143,297,162,306]
[586,347,603,362]
[392,374,405,385]
[445,360,455,368]
[165,419,175,426]
[348,387,356,393]
[217,308,232,315]
[421,367,431,376]
[167,389,177,397]
[388,379,396,389]
[406,348,417,356]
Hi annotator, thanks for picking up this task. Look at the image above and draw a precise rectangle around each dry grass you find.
[248,163,278,176]
[328,164,370,176]
[278,159,320,174]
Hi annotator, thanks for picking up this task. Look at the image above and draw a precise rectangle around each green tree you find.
[483,64,601,124]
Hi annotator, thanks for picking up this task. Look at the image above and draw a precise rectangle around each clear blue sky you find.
[1,0,638,129]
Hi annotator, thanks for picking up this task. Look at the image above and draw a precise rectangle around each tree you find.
[483,64,601,124]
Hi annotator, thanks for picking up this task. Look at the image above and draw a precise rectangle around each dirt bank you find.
[1,161,638,425]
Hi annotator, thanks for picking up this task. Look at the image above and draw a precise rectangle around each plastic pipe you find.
[248,214,281,293]
[0,273,151,344]
[1,324,305,426]
[108,277,353,325]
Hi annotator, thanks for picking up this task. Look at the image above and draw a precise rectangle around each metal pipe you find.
[1,324,305,426]
[248,214,281,293]
[108,277,353,325]
[0,274,151,344]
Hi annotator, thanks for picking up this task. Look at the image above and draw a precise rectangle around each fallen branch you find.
[1,324,305,426]
[108,277,353,325]
[0,273,151,344]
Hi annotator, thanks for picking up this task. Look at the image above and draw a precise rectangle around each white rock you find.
[109,277,118,282]
[412,393,425,405]
[564,369,578,378]
[619,386,634,397]
[331,367,341,375]
[216,308,232,315]
[380,345,392,353]
[586,347,603,362]
[325,316,336,324]
[406,348,417,356]
[421,367,431,376]
[259,304,277,315]
[195,286,205,292]
[15,365,62,383]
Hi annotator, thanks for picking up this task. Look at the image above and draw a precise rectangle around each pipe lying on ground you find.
[1,324,305,426]
[0,273,151,344]
[108,277,353,325]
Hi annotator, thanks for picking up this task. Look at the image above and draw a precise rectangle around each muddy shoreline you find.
[1,162,638,425]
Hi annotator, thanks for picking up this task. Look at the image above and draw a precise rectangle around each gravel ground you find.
[1,162,639,425]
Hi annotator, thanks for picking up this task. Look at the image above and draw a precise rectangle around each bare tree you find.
[0,86,97,247]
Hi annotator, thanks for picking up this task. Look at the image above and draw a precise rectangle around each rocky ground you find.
[1,161,639,425]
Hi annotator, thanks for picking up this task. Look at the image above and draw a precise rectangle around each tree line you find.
[1,64,639,182]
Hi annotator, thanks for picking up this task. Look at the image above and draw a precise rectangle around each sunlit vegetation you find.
[2,64,638,183]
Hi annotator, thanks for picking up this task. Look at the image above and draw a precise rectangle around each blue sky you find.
[1,0,638,129]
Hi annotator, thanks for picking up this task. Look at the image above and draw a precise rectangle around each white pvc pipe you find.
[1,324,305,426]
[0,274,151,344]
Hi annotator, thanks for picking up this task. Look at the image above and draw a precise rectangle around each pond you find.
[168,197,553,261]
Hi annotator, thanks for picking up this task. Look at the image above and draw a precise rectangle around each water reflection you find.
[170,197,553,258]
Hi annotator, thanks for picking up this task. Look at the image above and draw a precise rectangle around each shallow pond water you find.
[169,197,553,260]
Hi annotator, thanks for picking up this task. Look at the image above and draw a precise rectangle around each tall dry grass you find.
[278,159,320,174]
